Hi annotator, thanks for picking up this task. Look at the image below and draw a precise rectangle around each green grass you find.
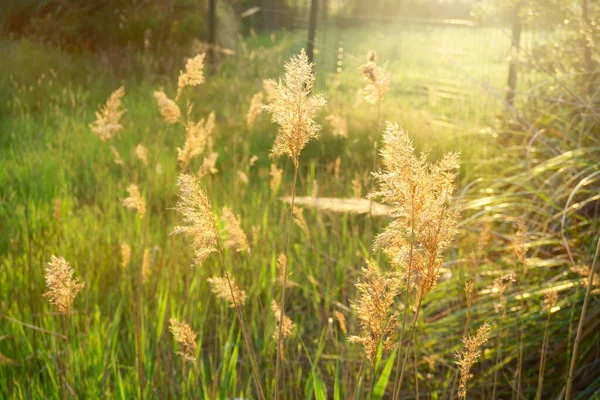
[0,21,599,399]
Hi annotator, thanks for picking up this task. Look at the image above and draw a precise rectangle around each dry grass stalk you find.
[121,242,131,269]
[371,122,459,399]
[325,114,348,138]
[456,322,491,399]
[570,264,600,293]
[169,318,198,363]
[490,271,515,399]
[537,291,558,399]
[334,311,347,335]
[90,86,125,141]
[247,92,264,129]
[208,276,247,307]
[292,206,310,238]
[221,207,251,254]
[271,300,295,340]
[238,171,249,185]
[176,53,205,101]
[52,198,61,222]
[135,143,148,166]
[110,146,124,166]
[178,110,215,170]
[267,50,326,399]
[511,219,528,399]
[154,90,181,124]
[173,174,218,265]
[264,49,326,166]
[123,184,146,217]
[269,163,282,196]
[280,196,392,216]
[197,152,219,179]
[348,261,400,365]
[352,174,362,198]
[359,51,390,105]
[43,256,85,313]
[141,248,151,284]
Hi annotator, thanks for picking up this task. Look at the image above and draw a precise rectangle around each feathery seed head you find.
[325,114,348,138]
[208,276,247,307]
[110,146,124,166]
[176,53,205,100]
[348,261,400,364]
[91,86,125,141]
[43,255,85,313]
[178,110,215,170]
[121,242,131,269]
[221,207,250,253]
[169,318,198,362]
[292,206,310,238]
[173,174,218,265]
[372,122,459,299]
[141,248,151,284]
[247,92,264,129]
[123,184,146,217]
[135,143,148,166]
[271,299,295,340]
[197,152,219,179]
[153,90,181,124]
[264,49,326,166]
[269,163,283,196]
[456,322,491,399]
[542,290,558,312]
[511,219,528,268]
[359,52,390,104]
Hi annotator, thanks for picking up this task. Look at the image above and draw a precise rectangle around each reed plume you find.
[266,50,326,398]
[325,114,348,138]
[208,276,247,307]
[348,261,400,365]
[173,174,218,265]
[271,299,295,341]
[135,143,148,166]
[247,92,264,129]
[90,86,125,141]
[141,248,151,284]
[110,145,124,166]
[43,255,85,313]
[123,184,146,217]
[269,163,282,197]
[169,318,198,362]
[221,207,251,254]
[456,322,491,399]
[121,242,131,269]
[154,90,181,124]
[197,152,219,179]
[43,255,84,400]
[176,53,205,101]
[359,51,390,105]
[537,290,558,400]
[370,122,459,399]
[292,206,310,238]
[264,48,326,166]
[178,110,215,170]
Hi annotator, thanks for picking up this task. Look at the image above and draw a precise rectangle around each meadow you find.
[0,19,599,400]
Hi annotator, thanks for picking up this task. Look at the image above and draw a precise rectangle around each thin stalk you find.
[565,234,600,400]
[413,332,419,400]
[62,313,68,400]
[351,353,367,400]
[214,235,266,400]
[367,99,382,258]
[516,265,528,400]
[134,124,170,398]
[491,317,503,400]
[396,297,423,397]
[536,308,552,400]
[274,163,299,400]
[392,190,417,400]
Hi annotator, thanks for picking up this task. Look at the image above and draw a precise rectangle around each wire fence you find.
[249,1,558,139]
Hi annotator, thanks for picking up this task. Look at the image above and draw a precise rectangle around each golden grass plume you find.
[43,255,85,313]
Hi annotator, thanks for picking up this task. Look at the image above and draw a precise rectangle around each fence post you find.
[506,2,522,106]
[208,0,217,74]
[582,0,594,97]
[307,0,319,63]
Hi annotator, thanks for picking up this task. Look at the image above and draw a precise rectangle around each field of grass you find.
[1,20,599,400]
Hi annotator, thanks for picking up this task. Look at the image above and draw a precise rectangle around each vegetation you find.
[1,2,599,398]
